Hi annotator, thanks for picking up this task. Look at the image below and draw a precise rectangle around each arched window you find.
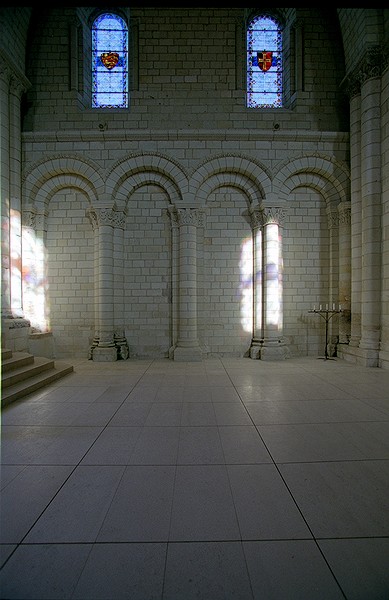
[92,13,128,109]
[246,15,282,108]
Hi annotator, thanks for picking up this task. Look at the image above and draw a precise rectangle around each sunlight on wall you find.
[10,209,22,316]
[240,235,253,333]
[22,227,49,331]
[265,223,282,329]
[1,210,10,309]
[254,228,262,333]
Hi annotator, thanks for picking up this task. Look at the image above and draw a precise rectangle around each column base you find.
[259,344,290,361]
[337,344,379,367]
[249,345,261,359]
[173,345,203,362]
[90,346,118,362]
[249,340,290,361]
[378,350,389,370]
[1,317,31,353]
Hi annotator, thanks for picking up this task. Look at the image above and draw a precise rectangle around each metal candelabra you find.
[308,306,342,360]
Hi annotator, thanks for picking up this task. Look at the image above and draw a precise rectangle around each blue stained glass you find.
[92,13,128,109]
[247,16,282,108]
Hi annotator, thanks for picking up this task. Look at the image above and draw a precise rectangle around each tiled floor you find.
[1,356,389,600]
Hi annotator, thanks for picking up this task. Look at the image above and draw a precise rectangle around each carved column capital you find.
[86,208,126,230]
[176,208,205,228]
[326,206,339,229]
[22,209,48,231]
[338,201,351,226]
[248,207,263,230]
[262,206,287,227]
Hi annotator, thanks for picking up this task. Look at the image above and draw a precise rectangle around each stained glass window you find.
[92,13,128,109]
[247,15,282,108]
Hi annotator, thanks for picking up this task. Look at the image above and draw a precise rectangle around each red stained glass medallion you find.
[101,52,119,70]
[257,51,273,72]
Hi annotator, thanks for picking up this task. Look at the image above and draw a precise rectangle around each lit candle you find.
[339,304,342,311]
[332,303,335,310]
[320,304,322,310]
[313,304,316,311]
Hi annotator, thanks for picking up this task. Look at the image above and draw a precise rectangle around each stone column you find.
[358,64,381,364]
[21,209,48,331]
[326,206,339,306]
[167,205,179,358]
[0,59,12,319]
[349,88,362,347]
[326,206,340,354]
[173,208,203,361]
[260,207,289,360]
[87,208,127,361]
[9,73,27,318]
[113,215,129,359]
[249,207,263,359]
[338,201,351,344]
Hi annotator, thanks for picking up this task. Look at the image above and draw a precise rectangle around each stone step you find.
[2,351,35,373]
[1,350,73,407]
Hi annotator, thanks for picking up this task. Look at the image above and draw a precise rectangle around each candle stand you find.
[308,308,342,360]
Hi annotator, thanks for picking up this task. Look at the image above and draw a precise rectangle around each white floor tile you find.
[243,540,345,599]
[227,464,311,539]
[1,356,388,599]
[72,543,166,599]
[279,460,389,537]
[0,543,92,599]
[163,541,252,600]
[169,465,240,541]
[24,465,125,543]
[97,465,175,542]
[318,538,389,600]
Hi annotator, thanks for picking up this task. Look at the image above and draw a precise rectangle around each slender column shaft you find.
[249,208,262,358]
[9,75,24,317]
[259,207,289,360]
[263,221,282,345]
[173,208,203,361]
[338,201,351,343]
[359,76,381,351]
[87,208,119,361]
[326,206,339,346]
[349,92,362,346]
[0,62,12,318]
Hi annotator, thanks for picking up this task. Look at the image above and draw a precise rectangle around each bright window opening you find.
[92,13,128,109]
[247,15,283,108]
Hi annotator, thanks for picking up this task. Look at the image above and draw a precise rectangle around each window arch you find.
[246,14,283,108]
[92,12,129,109]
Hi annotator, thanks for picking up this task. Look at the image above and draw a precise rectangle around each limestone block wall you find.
[19,138,349,359]
[1,7,388,366]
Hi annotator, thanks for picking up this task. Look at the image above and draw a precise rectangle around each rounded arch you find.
[23,156,104,209]
[30,175,97,214]
[273,155,350,206]
[106,153,187,210]
[190,155,271,207]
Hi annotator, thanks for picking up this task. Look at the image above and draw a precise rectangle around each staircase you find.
[1,349,74,407]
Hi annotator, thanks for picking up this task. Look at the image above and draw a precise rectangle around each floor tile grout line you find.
[219,357,352,600]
